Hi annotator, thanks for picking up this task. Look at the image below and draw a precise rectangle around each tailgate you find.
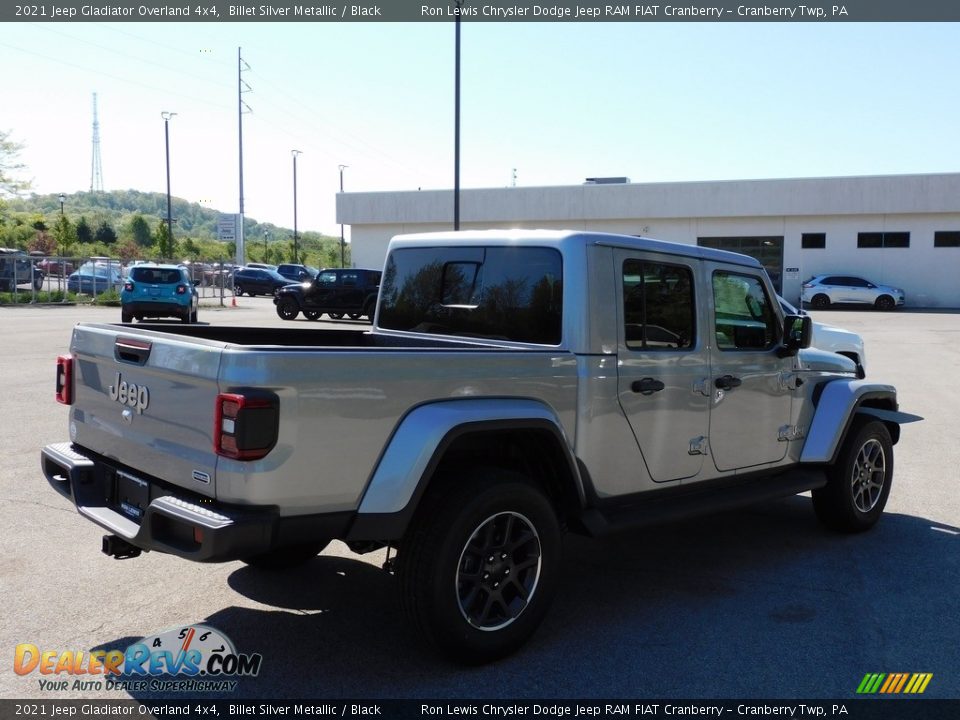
[69,323,225,498]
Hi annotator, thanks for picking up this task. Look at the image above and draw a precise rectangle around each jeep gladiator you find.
[42,230,919,662]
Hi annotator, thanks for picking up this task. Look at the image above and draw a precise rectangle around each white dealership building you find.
[337,172,960,308]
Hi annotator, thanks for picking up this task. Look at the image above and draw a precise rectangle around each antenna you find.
[90,93,104,192]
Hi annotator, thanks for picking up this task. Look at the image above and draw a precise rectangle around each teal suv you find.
[121,264,199,323]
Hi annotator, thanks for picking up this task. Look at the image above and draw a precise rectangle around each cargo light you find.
[56,355,73,405]
[214,392,279,460]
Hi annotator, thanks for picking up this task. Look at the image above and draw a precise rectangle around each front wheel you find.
[348,313,362,321]
[304,310,321,321]
[875,295,896,311]
[327,312,344,320]
[398,470,562,663]
[276,297,299,320]
[813,418,893,533]
[234,285,244,297]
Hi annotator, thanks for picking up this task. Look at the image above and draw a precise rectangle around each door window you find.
[713,272,778,351]
[622,260,695,351]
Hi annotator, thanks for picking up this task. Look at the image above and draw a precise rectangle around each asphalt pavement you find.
[1,301,957,701]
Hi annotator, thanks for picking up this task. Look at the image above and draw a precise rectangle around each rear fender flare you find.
[356,398,579,517]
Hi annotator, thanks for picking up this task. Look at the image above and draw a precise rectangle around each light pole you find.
[161,111,177,257]
[338,164,348,268]
[58,193,65,216]
[263,230,269,261]
[291,149,302,265]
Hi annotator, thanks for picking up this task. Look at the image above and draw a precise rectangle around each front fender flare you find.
[800,379,922,464]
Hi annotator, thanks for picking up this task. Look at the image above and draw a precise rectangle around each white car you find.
[801,274,905,311]
[779,296,866,377]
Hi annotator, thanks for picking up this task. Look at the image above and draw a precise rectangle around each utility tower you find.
[90,93,104,192]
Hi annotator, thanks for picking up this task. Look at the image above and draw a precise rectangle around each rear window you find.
[132,267,182,284]
[378,246,563,345]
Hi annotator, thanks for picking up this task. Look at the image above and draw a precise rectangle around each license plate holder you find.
[113,470,150,521]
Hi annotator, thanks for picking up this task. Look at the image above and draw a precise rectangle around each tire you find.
[242,541,330,571]
[180,308,191,324]
[304,310,321,321]
[234,285,244,297]
[348,313,362,320]
[190,308,198,323]
[33,276,44,291]
[812,418,893,533]
[875,295,895,311]
[811,293,831,309]
[327,312,344,320]
[276,297,299,320]
[121,309,133,323]
[398,470,562,663]
[362,299,376,322]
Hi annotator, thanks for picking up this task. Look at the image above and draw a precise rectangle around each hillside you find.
[0,190,347,266]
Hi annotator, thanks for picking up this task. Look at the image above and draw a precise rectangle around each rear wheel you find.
[811,293,831,309]
[813,418,893,533]
[304,310,321,321]
[348,313,362,320]
[242,541,330,571]
[276,297,299,320]
[327,312,344,320]
[398,469,562,663]
[875,295,896,311]
[190,308,198,323]
[180,308,191,324]
[121,309,133,323]
[33,276,44,291]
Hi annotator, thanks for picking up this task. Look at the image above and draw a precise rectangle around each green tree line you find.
[0,189,349,268]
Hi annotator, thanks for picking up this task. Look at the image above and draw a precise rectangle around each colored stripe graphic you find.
[857,673,932,694]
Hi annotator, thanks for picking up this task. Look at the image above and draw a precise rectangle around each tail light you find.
[56,355,73,405]
[214,392,279,460]
[123,281,134,292]
[176,285,187,295]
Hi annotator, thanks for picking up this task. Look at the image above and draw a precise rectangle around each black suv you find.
[274,268,381,322]
[233,267,294,297]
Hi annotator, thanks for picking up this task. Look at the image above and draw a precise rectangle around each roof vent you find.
[584,177,630,184]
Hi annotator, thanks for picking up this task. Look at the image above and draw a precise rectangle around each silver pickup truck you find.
[42,230,919,662]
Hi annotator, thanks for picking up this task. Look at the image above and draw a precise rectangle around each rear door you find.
[707,266,793,471]
[615,251,709,482]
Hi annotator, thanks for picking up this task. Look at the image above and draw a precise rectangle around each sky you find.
[1,20,958,239]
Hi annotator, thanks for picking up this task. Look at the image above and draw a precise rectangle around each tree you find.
[128,214,152,247]
[94,221,117,244]
[51,214,76,257]
[29,230,56,255]
[117,240,140,263]
[76,216,93,244]
[154,221,174,259]
[0,129,31,196]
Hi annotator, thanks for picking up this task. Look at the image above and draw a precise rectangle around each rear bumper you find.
[41,442,352,562]
[123,300,190,317]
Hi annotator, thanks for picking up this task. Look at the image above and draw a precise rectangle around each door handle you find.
[631,378,665,395]
[715,375,743,391]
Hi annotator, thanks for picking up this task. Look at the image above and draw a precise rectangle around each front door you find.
[707,266,793,471]
[616,253,710,483]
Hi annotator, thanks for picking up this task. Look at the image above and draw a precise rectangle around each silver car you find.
[801,274,905,311]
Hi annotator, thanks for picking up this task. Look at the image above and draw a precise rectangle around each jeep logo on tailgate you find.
[108,372,149,414]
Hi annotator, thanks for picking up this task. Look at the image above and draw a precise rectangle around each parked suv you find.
[274,267,381,321]
[233,266,293,297]
[801,275,904,311]
[276,263,318,282]
[0,248,44,291]
[121,264,198,323]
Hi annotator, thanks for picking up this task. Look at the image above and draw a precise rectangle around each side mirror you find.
[782,314,812,353]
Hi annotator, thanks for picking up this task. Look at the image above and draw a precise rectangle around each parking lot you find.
[1,301,958,700]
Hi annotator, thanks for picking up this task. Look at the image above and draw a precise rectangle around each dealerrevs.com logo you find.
[13,624,262,693]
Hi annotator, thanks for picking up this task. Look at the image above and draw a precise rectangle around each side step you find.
[577,468,827,537]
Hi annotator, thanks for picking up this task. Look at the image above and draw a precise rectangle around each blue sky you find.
[1,21,957,236]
